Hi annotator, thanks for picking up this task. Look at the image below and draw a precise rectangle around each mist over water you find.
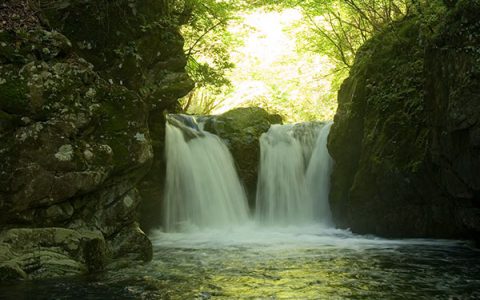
[3,224,479,299]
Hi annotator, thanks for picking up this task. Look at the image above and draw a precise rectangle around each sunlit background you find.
[180,7,338,122]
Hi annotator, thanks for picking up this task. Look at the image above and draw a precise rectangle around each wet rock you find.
[0,262,27,281]
[108,222,153,262]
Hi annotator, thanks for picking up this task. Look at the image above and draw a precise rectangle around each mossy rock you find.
[0,0,189,276]
[204,107,282,207]
[329,0,480,239]
[0,65,29,114]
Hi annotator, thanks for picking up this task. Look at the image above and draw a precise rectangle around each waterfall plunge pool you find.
[2,118,478,298]
[1,225,479,299]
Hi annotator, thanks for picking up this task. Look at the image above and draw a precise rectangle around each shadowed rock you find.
[0,0,191,279]
[328,0,480,240]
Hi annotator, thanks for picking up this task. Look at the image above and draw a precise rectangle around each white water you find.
[152,224,465,250]
[139,118,480,300]
[256,122,334,226]
[256,124,312,225]
[163,116,249,231]
[291,122,324,166]
[306,121,334,226]
[164,115,334,231]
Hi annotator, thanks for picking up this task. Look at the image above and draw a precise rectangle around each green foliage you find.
[177,0,242,114]
[179,0,447,120]
[181,0,240,86]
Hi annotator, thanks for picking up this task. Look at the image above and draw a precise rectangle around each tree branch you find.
[186,19,226,59]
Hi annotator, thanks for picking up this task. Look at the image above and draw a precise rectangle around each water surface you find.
[2,225,479,299]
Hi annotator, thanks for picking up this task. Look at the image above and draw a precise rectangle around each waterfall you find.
[306,121,334,226]
[255,124,310,224]
[163,115,249,232]
[163,113,334,231]
[256,122,334,226]
[291,121,324,167]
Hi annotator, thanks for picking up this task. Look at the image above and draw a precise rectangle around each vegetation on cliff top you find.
[178,0,446,122]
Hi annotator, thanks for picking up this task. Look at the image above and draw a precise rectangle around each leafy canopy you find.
[177,0,445,121]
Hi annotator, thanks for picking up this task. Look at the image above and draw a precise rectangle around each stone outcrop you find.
[0,228,106,280]
[0,0,192,279]
[328,0,480,239]
[204,107,282,207]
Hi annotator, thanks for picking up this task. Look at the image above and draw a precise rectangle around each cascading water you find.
[291,121,324,166]
[163,115,249,231]
[256,122,334,226]
[163,114,334,230]
[306,121,334,226]
[255,124,312,225]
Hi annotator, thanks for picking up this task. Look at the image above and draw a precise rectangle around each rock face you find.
[205,107,282,207]
[328,0,480,239]
[0,0,192,279]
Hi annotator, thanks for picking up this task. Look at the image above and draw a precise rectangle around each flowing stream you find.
[1,116,479,299]
[256,123,311,225]
[305,122,334,226]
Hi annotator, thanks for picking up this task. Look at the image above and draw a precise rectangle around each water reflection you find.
[1,227,479,299]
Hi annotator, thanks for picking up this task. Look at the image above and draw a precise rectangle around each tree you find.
[177,0,446,119]
[177,0,239,114]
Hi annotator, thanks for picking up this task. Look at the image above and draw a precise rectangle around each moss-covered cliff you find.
[328,0,480,239]
[0,0,192,279]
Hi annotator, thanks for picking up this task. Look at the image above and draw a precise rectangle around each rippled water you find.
[1,225,480,299]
